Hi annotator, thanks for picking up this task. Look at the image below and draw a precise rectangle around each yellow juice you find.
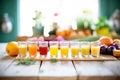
[81,46,90,57]
[50,46,58,57]
[71,47,79,57]
[28,45,38,57]
[91,47,100,57]
[19,47,27,57]
[60,47,69,57]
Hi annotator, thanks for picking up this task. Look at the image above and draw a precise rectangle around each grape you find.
[112,44,119,49]
[100,45,108,54]
[107,46,116,55]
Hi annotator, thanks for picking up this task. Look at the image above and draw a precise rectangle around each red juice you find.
[39,46,48,56]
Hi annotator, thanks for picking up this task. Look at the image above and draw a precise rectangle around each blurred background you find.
[0,0,120,42]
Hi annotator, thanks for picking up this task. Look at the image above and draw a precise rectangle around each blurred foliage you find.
[71,36,100,42]
[33,11,42,23]
[49,28,57,35]
[95,17,110,30]
[76,18,93,29]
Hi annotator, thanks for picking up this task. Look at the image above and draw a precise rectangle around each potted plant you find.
[76,17,93,37]
[95,17,111,37]
[76,17,92,29]
[32,11,44,36]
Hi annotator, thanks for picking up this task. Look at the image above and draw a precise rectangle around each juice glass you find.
[70,42,80,57]
[81,42,90,57]
[28,41,38,58]
[39,41,48,58]
[60,41,69,58]
[18,41,27,57]
[49,41,58,58]
[91,42,100,57]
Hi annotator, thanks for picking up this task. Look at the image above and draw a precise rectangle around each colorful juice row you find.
[18,41,48,58]
[18,41,100,58]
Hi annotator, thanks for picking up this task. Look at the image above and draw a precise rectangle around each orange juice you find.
[28,45,38,57]
[91,47,100,57]
[60,47,69,57]
[71,47,79,57]
[19,47,27,57]
[50,46,58,57]
[81,46,90,57]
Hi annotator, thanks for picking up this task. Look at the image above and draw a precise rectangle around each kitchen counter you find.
[0,43,120,80]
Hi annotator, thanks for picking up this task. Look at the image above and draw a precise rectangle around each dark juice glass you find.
[39,41,48,58]
[39,46,48,56]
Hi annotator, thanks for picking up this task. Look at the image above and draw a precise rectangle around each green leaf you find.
[17,59,36,66]
[95,17,110,30]
[50,59,58,63]
[49,29,56,35]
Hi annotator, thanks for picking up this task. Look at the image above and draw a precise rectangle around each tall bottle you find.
[51,13,59,30]
[49,13,60,36]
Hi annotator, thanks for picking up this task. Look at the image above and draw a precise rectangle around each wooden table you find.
[0,43,120,80]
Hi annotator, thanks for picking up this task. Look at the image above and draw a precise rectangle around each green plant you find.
[95,17,110,30]
[17,59,36,65]
[76,17,92,29]
[32,11,44,36]
[33,11,42,23]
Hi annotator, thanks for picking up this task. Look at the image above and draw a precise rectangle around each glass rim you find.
[39,41,48,46]
[27,41,38,44]
[70,41,80,44]
[90,41,100,43]
[49,41,59,43]
[39,41,48,43]
[80,41,90,43]
[91,42,100,46]
[18,41,26,42]
[60,41,69,43]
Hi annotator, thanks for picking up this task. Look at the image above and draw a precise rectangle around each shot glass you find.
[91,42,100,57]
[28,41,38,58]
[39,41,48,58]
[70,41,80,57]
[18,41,27,57]
[60,41,69,58]
[49,41,58,58]
[81,42,90,57]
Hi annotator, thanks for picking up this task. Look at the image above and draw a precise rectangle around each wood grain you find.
[0,76,38,80]
[39,61,77,80]
[0,43,15,76]
[73,61,120,80]
[79,76,120,80]
[1,43,120,80]
[0,42,40,80]
[0,60,41,80]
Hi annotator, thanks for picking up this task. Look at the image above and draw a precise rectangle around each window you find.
[19,0,99,36]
